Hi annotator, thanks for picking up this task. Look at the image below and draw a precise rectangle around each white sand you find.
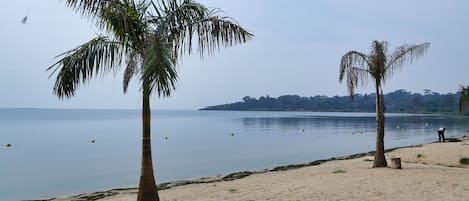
[52,137,469,201]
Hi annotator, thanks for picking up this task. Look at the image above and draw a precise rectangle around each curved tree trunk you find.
[373,83,387,168]
[137,92,160,201]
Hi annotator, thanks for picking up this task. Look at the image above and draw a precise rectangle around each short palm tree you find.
[47,0,253,200]
[459,85,469,113]
[339,40,430,167]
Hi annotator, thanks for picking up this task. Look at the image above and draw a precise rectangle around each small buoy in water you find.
[302,129,305,132]
[90,139,95,143]
[164,136,168,140]
[6,144,11,147]
[230,133,235,136]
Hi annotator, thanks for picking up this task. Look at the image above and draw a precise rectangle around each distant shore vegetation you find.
[201,89,466,114]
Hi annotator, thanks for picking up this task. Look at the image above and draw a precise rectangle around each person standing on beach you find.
[438,127,446,142]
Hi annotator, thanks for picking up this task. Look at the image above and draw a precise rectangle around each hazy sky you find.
[1,0,468,109]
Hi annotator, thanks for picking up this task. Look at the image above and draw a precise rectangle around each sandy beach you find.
[47,136,469,201]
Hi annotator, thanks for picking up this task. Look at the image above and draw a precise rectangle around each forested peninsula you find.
[201,89,463,114]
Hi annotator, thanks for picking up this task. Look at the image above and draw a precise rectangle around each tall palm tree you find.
[47,0,253,200]
[339,40,430,167]
[459,85,469,113]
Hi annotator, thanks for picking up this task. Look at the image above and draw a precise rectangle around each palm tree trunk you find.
[137,91,160,201]
[373,82,387,168]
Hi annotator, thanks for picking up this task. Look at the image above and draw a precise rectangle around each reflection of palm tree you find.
[48,1,253,200]
[339,40,430,167]
[459,85,469,113]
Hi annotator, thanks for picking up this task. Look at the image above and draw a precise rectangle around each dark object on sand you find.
[437,127,446,142]
[460,158,469,165]
[390,158,402,169]
[445,138,462,142]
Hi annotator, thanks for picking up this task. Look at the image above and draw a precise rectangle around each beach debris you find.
[228,188,238,193]
[332,169,346,174]
[5,144,11,147]
[390,157,402,169]
[459,157,469,165]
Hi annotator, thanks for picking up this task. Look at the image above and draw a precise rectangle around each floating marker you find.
[90,139,95,143]
[6,144,11,147]
[164,136,168,140]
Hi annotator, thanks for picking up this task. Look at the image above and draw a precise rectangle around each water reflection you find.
[241,114,469,140]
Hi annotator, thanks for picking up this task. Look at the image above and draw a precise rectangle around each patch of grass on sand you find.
[228,188,238,193]
[333,169,346,174]
[417,154,425,158]
[460,157,469,165]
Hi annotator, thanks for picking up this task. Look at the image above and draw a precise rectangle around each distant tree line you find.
[201,89,465,114]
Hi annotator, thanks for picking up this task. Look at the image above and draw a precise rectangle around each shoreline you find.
[33,136,468,201]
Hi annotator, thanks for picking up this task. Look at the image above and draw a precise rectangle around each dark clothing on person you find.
[438,127,446,142]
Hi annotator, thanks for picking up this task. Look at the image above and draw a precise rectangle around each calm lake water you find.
[0,109,468,201]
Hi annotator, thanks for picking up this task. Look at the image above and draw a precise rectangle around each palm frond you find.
[339,50,374,98]
[150,0,253,59]
[190,13,254,58]
[141,35,178,97]
[101,0,150,48]
[65,0,116,22]
[339,51,370,81]
[385,42,430,79]
[47,36,124,98]
[123,52,141,93]
[345,66,371,98]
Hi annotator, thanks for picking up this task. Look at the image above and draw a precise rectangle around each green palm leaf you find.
[141,35,178,97]
[47,36,125,98]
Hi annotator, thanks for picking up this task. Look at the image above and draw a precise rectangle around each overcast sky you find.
[0,0,468,109]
